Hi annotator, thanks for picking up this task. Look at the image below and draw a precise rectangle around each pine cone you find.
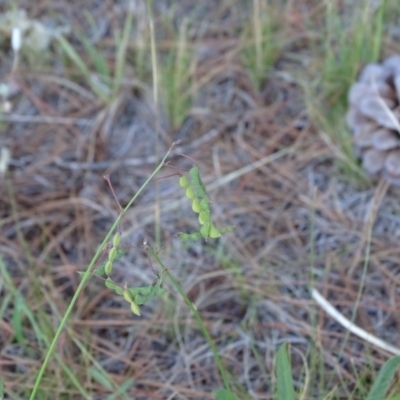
[346,55,400,185]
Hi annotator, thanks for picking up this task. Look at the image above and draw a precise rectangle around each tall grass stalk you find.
[241,0,282,89]
[29,145,175,399]
[146,246,233,393]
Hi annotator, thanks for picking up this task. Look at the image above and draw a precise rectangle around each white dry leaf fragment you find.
[384,149,400,176]
[362,148,387,175]
[370,128,400,150]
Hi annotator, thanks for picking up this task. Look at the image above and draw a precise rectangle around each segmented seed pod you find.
[200,223,211,238]
[199,210,211,225]
[200,198,209,210]
[112,232,121,248]
[179,175,190,188]
[186,187,196,200]
[104,260,113,275]
[192,198,201,213]
[209,224,221,238]
[123,289,134,303]
[130,301,141,316]
[108,247,117,262]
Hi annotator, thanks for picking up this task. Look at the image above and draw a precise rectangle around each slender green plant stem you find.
[145,0,162,249]
[30,145,175,400]
[147,247,232,392]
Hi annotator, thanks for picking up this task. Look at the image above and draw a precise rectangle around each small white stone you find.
[11,27,22,52]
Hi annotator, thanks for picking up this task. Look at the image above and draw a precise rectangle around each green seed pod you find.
[209,224,221,238]
[104,260,113,275]
[200,198,209,211]
[179,175,190,188]
[192,198,201,213]
[130,301,141,316]
[200,223,211,238]
[112,232,121,248]
[199,210,211,225]
[108,247,117,262]
[189,166,200,180]
[123,289,134,303]
[186,187,196,200]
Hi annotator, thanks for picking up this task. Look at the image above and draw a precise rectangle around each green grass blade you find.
[105,378,134,400]
[365,356,400,400]
[112,6,133,97]
[56,34,110,102]
[76,31,110,79]
[213,388,239,400]
[276,343,296,400]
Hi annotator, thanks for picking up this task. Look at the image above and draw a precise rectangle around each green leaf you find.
[92,263,106,276]
[276,343,296,400]
[126,275,166,306]
[105,279,123,295]
[365,356,400,400]
[135,287,166,305]
[189,232,202,241]
[213,388,239,400]
[105,278,118,290]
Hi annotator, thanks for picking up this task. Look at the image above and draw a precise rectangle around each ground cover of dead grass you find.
[1,1,400,399]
